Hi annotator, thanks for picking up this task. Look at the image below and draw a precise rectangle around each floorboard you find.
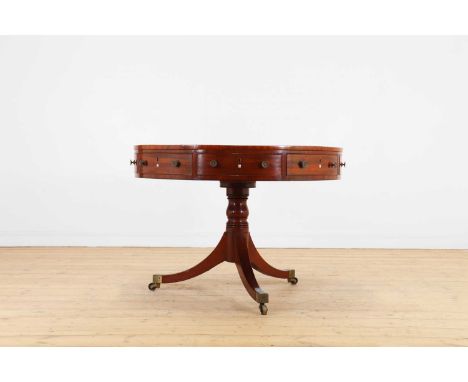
[0,247,467,346]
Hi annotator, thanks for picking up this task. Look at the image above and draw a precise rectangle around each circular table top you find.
[134,144,343,182]
[135,144,342,152]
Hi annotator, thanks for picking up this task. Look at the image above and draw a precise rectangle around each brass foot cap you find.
[254,288,269,303]
[152,274,163,284]
[287,270,298,284]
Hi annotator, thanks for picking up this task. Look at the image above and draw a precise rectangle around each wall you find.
[0,36,467,248]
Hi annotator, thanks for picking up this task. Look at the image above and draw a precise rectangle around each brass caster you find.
[288,277,298,285]
[149,275,162,291]
[259,303,268,315]
[148,282,160,291]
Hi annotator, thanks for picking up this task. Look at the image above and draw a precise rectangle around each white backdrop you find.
[0,36,467,248]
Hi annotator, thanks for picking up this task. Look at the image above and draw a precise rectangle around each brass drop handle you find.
[209,159,218,168]
[340,161,346,167]
[130,160,137,165]
[260,161,269,168]
[171,160,181,168]
[298,160,307,168]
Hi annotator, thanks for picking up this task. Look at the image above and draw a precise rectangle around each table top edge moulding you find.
[132,144,345,315]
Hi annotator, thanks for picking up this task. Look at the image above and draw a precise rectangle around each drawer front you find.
[287,154,339,177]
[197,153,282,178]
[138,152,192,176]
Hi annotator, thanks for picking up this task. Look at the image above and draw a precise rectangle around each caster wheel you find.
[148,282,159,291]
[259,303,268,315]
[288,277,298,285]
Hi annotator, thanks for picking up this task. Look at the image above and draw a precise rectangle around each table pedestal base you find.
[148,181,298,315]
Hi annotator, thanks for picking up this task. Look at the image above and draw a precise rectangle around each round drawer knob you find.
[298,160,307,168]
[260,161,269,168]
[139,160,148,166]
[171,160,181,168]
[328,162,337,168]
[209,159,218,168]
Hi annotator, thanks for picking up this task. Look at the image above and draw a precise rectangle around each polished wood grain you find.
[136,144,342,152]
[134,144,343,181]
[286,153,338,177]
[1,247,467,346]
[196,153,282,180]
[140,152,192,177]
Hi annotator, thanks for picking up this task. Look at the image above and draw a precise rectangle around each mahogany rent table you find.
[132,145,344,315]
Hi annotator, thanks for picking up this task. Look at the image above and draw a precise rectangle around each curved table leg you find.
[248,235,298,284]
[233,232,269,314]
[149,233,226,289]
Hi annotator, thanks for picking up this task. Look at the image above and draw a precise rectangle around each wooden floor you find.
[0,247,467,346]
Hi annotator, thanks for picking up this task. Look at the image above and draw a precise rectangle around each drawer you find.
[287,154,339,176]
[197,153,282,178]
[138,152,192,176]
